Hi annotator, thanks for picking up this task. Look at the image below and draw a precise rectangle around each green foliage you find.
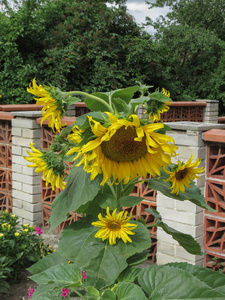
[0,0,145,104]
[0,210,52,294]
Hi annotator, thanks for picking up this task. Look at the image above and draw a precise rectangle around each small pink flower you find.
[82,270,87,280]
[28,288,35,299]
[35,225,43,235]
[61,288,70,298]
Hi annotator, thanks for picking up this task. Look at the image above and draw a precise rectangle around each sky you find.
[122,0,170,33]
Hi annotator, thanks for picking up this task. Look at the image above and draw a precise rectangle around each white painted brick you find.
[22,129,42,139]
[12,155,29,166]
[12,145,22,155]
[12,163,22,173]
[22,183,41,194]
[157,252,188,265]
[157,192,176,209]
[175,245,203,262]
[12,136,41,148]
[12,189,41,203]
[12,172,41,185]
[12,118,40,129]
[23,202,42,212]
[167,131,204,147]
[13,199,23,209]
[13,207,42,222]
[175,199,203,214]
[157,240,175,256]
[12,181,22,191]
[176,146,206,160]
[12,127,22,136]
[22,165,37,176]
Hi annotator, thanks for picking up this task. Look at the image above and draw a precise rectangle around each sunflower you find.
[25,143,66,191]
[164,155,204,195]
[27,78,65,132]
[145,88,171,122]
[92,207,137,245]
[67,113,177,185]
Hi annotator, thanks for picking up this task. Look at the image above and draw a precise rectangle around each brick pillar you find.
[196,99,219,123]
[11,111,42,226]
[156,122,225,266]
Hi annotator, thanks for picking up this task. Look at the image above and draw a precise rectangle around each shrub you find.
[0,210,52,294]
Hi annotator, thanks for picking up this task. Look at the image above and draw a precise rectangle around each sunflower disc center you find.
[175,169,188,181]
[109,221,121,231]
[101,126,147,162]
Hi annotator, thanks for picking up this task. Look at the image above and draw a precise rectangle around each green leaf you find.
[58,218,151,289]
[85,93,110,112]
[111,86,139,104]
[118,196,144,208]
[117,266,143,283]
[58,218,128,289]
[138,264,225,299]
[146,208,202,255]
[116,282,147,300]
[126,250,149,266]
[75,112,105,130]
[30,263,82,286]
[67,96,81,105]
[150,91,171,102]
[27,252,68,275]
[113,97,127,110]
[49,166,102,231]
[148,168,214,211]
[32,284,59,300]
[129,96,150,108]
[101,289,116,300]
[86,286,100,299]
[97,193,118,210]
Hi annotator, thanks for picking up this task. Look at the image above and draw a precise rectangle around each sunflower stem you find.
[108,184,117,200]
[63,91,114,113]
[121,177,139,195]
[70,288,86,300]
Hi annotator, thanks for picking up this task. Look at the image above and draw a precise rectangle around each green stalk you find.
[63,91,114,113]
[70,288,86,300]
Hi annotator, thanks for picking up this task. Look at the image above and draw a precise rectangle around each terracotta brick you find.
[203,129,225,143]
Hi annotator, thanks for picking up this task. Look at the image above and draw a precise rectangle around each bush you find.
[0,210,52,294]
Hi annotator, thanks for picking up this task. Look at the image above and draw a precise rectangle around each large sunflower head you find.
[164,155,205,194]
[67,112,177,185]
[92,207,137,245]
[27,78,67,133]
[25,143,66,191]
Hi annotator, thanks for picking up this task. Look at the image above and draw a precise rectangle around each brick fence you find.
[1,99,225,269]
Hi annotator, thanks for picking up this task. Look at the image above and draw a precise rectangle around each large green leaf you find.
[117,266,143,283]
[146,208,202,255]
[27,252,68,275]
[118,196,144,208]
[85,92,110,112]
[115,282,147,300]
[58,218,151,289]
[75,112,105,130]
[30,263,82,286]
[150,91,171,102]
[148,168,214,211]
[32,289,58,300]
[138,264,225,299]
[101,290,116,300]
[111,86,139,104]
[49,166,102,231]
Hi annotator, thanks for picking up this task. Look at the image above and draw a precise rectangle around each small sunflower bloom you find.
[23,228,29,234]
[14,232,21,238]
[92,207,138,245]
[27,78,66,133]
[164,155,204,195]
[68,113,177,185]
[11,214,16,218]
[25,143,66,191]
[0,233,4,239]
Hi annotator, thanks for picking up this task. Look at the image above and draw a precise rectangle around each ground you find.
[0,269,38,300]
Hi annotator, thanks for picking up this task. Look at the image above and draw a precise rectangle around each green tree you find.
[145,0,225,112]
[1,0,154,104]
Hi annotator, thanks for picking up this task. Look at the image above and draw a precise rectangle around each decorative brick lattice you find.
[204,142,225,272]
[161,105,204,122]
[0,121,12,212]
[204,252,225,273]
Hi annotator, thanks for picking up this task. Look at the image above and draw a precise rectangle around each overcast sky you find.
[124,0,170,33]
